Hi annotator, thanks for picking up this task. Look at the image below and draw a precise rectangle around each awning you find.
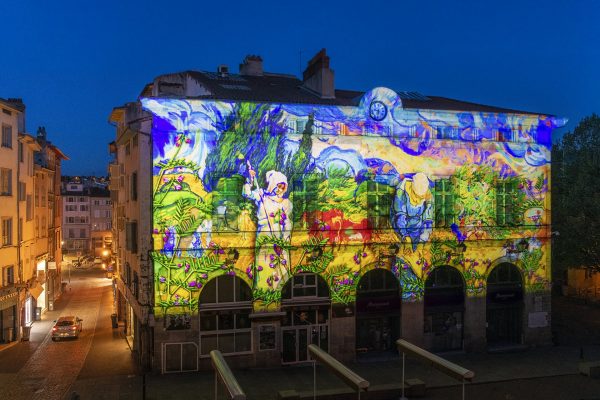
[29,285,43,299]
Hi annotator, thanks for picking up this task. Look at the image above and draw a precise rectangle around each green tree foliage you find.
[552,114,600,273]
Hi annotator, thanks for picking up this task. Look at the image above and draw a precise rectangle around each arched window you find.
[281,273,329,300]
[486,263,523,346]
[488,263,522,286]
[424,266,464,351]
[199,275,252,356]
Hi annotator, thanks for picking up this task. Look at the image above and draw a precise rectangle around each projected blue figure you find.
[376,172,433,250]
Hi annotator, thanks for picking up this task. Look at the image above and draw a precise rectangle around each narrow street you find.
[0,264,136,400]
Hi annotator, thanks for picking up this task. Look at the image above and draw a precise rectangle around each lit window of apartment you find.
[0,168,12,196]
[2,217,13,246]
[2,265,14,286]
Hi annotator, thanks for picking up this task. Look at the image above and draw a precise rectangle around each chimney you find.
[302,49,335,99]
[239,55,263,76]
[217,64,229,78]
[6,98,25,111]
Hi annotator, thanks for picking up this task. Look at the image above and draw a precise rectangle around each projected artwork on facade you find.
[144,87,563,317]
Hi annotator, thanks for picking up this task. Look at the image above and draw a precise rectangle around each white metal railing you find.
[396,339,474,400]
[308,344,369,400]
[210,350,246,400]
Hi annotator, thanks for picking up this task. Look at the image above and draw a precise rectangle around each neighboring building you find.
[34,127,68,312]
[110,51,565,372]
[108,104,153,367]
[61,177,112,261]
[0,98,67,344]
[18,132,41,326]
[0,98,22,343]
[89,187,112,259]
[62,181,91,254]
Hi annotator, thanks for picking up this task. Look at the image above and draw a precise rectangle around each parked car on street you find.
[51,316,83,341]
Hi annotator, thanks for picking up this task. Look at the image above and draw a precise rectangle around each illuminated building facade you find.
[110,51,565,372]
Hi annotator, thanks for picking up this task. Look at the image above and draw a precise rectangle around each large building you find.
[61,177,111,258]
[0,98,67,344]
[109,51,565,372]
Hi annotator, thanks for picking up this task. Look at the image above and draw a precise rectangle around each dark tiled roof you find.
[182,71,362,106]
[405,96,543,116]
[153,70,550,116]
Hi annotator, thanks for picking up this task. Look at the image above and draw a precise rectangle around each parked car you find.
[94,257,102,264]
[51,316,83,341]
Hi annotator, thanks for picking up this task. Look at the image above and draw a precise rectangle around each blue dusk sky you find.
[1,0,598,175]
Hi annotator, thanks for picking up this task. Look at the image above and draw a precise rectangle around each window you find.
[35,217,39,238]
[2,265,14,286]
[79,205,88,211]
[126,221,138,253]
[131,172,138,201]
[18,142,24,162]
[41,217,46,236]
[18,182,25,201]
[67,197,74,203]
[26,195,32,221]
[292,174,319,229]
[132,133,138,147]
[434,178,454,227]
[68,229,75,238]
[79,229,86,238]
[2,218,13,246]
[79,197,85,202]
[18,218,22,242]
[66,205,77,211]
[282,273,329,299]
[295,119,307,134]
[1,124,12,148]
[199,275,252,355]
[0,168,12,196]
[94,200,100,206]
[125,142,131,155]
[133,271,139,299]
[496,181,517,226]
[367,181,392,229]
[357,269,399,294]
[213,176,243,230]
[125,263,131,285]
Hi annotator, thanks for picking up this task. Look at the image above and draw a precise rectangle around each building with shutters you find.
[109,50,565,372]
[0,98,67,345]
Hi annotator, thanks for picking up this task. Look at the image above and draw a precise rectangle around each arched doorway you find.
[486,262,523,346]
[355,268,401,356]
[281,273,330,364]
[198,274,253,356]
[424,266,464,352]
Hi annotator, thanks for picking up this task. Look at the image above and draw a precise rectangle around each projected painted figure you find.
[243,164,292,289]
[377,172,433,250]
